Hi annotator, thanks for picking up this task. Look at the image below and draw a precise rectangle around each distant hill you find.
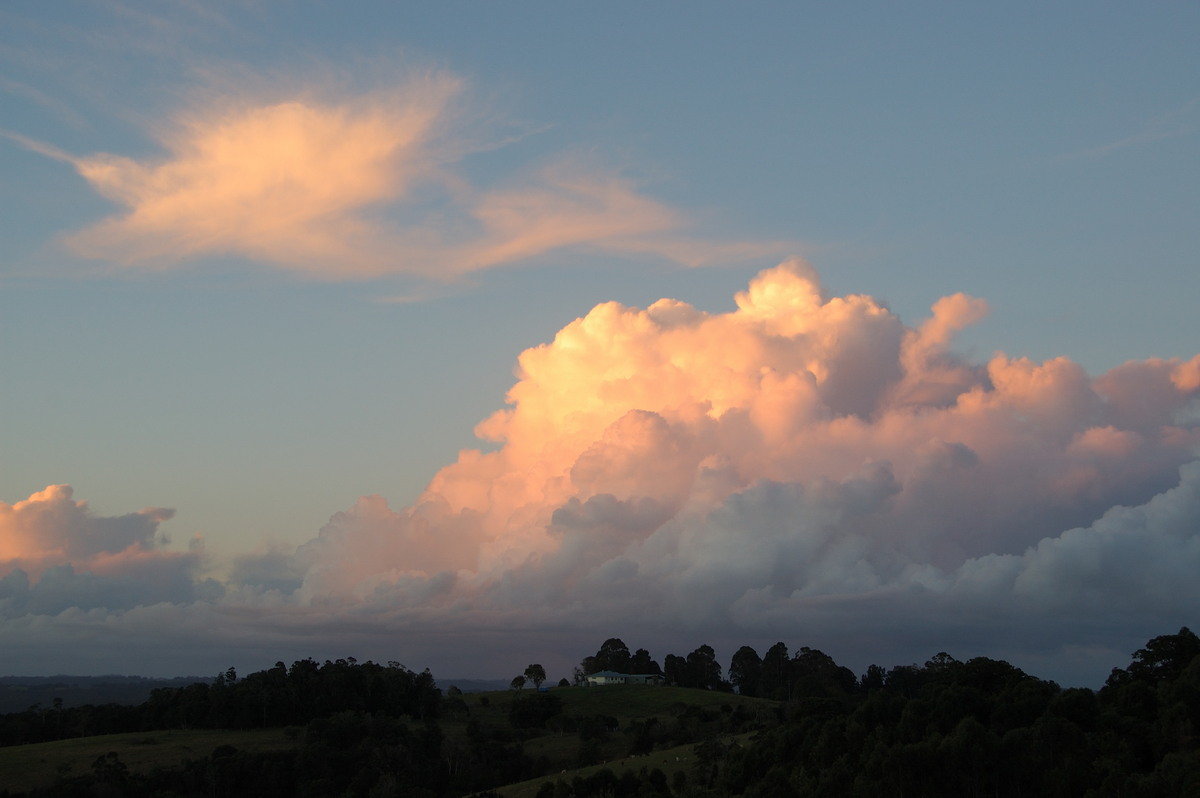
[0,675,506,711]
[0,675,209,713]
[436,677,510,693]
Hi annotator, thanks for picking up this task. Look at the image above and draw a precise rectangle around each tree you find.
[791,646,856,697]
[664,654,688,686]
[594,638,632,674]
[524,664,547,688]
[630,648,662,675]
[510,675,527,691]
[686,644,724,691]
[729,646,763,697]
[860,664,886,692]
[508,692,563,728]
[1107,627,1200,687]
[761,642,790,699]
[91,751,130,789]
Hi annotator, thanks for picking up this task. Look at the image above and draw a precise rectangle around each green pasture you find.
[484,733,759,798]
[459,684,774,725]
[0,728,295,794]
[0,684,775,795]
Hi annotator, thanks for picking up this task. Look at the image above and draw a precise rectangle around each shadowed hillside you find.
[0,629,1197,797]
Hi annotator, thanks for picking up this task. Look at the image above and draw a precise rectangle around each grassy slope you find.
[458,684,774,728]
[0,728,295,794]
[0,685,776,795]
[484,735,760,798]
[451,685,776,796]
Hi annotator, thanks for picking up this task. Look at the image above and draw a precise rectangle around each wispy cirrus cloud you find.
[0,77,89,129]
[10,67,796,281]
[60,74,464,278]
[1066,97,1200,159]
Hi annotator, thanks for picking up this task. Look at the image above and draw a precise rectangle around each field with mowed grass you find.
[0,728,296,794]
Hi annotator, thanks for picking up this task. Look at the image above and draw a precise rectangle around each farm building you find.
[586,671,665,686]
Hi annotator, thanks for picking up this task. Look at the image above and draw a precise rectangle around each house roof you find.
[587,671,664,679]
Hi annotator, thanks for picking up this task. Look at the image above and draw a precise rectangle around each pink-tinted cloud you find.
[0,485,176,576]
[460,163,795,271]
[65,76,462,277]
[281,262,1198,590]
[0,485,211,619]
[20,69,795,279]
[4,262,1199,683]
[260,260,1198,681]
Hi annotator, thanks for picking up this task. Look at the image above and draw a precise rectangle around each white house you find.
[586,671,665,686]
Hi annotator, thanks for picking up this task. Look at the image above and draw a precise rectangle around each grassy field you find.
[0,685,776,795]
[486,732,759,798]
[0,728,296,794]
[458,684,774,727]
[448,685,776,793]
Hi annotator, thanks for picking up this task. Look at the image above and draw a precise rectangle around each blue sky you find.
[1,2,1198,684]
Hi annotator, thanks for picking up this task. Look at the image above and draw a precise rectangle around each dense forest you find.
[1,628,1198,797]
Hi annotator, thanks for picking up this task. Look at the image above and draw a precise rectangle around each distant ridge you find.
[435,677,510,693]
[0,674,513,712]
[0,675,210,713]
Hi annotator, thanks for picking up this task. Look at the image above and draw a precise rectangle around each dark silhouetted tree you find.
[664,654,687,686]
[686,644,724,690]
[861,663,886,692]
[1107,626,1200,687]
[791,646,856,698]
[524,664,547,688]
[730,646,763,697]
[761,642,790,699]
[629,648,662,675]
[595,638,632,673]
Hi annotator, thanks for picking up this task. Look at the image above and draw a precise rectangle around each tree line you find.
[0,657,440,747]
[1,628,1198,796]
[574,636,854,698]
[546,627,1200,797]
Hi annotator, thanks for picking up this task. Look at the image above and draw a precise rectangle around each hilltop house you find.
[586,670,665,687]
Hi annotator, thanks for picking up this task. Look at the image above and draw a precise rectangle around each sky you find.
[1,1,1198,688]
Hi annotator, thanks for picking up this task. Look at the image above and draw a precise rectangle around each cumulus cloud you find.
[0,485,213,618]
[15,68,792,279]
[1,485,175,574]
[5,261,1199,682]
[266,259,1198,679]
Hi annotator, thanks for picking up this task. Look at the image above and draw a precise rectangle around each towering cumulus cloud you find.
[5,260,1198,680]
[289,260,1200,675]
